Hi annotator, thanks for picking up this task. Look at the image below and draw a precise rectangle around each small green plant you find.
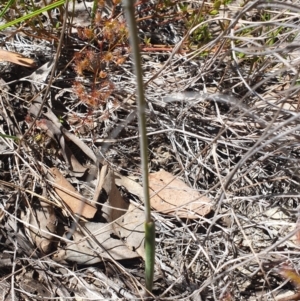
[180,6,212,48]
[266,26,284,46]
[0,0,65,31]
[210,0,232,15]
[144,36,152,46]
[184,12,212,48]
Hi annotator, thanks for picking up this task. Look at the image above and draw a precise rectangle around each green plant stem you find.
[91,0,98,22]
[144,220,155,291]
[122,0,151,224]
[0,0,16,18]
[0,133,18,140]
[0,0,65,31]
[122,0,155,293]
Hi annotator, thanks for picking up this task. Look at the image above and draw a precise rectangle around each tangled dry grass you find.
[1,0,300,300]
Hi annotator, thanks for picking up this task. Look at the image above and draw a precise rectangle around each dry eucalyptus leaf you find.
[50,167,97,219]
[29,99,88,176]
[0,49,36,67]
[115,173,144,201]
[95,169,145,260]
[35,117,87,177]
[113,203,145,259]
[53,222,139,264]
[116,170,212,218]
[0,280,15,301]
[101,169,129,222]
[22,205,57,254]
[17,271,52,299]
[0,253,12,268]
[149,169,212,219]
[30,95,97,165]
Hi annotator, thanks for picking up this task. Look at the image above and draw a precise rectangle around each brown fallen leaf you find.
[53,221,139,264]
[17,271,52,299]
[115,173,144,201]
[101,169,129,222]
[114,203,145,259]
[100,168,145,259]
[22,204,57,254]
[149,169,212,219]
[34,115,87,177]
[49,167,97,219]
[29,98,88,176]
[29,205,57,254]
[53,167,145,264]
[0,49,36,67]
[116,170,212,219]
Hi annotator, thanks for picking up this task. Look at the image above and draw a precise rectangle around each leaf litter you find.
[0,49,36,67]
[1,0,300,300]
[149,169,212,218]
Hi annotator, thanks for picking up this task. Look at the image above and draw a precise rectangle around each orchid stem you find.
[122,0,155,293]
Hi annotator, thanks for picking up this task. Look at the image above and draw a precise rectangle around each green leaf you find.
[0,133,19,141]
[0,0,16,19]
[0,0,65,31]
[209,9,219,15]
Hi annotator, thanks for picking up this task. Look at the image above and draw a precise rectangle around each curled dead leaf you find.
[101,169,129,222]
[52,167,146,264]
[49,167,97,219]
[98,168,146,260]
[29,99,88,176]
